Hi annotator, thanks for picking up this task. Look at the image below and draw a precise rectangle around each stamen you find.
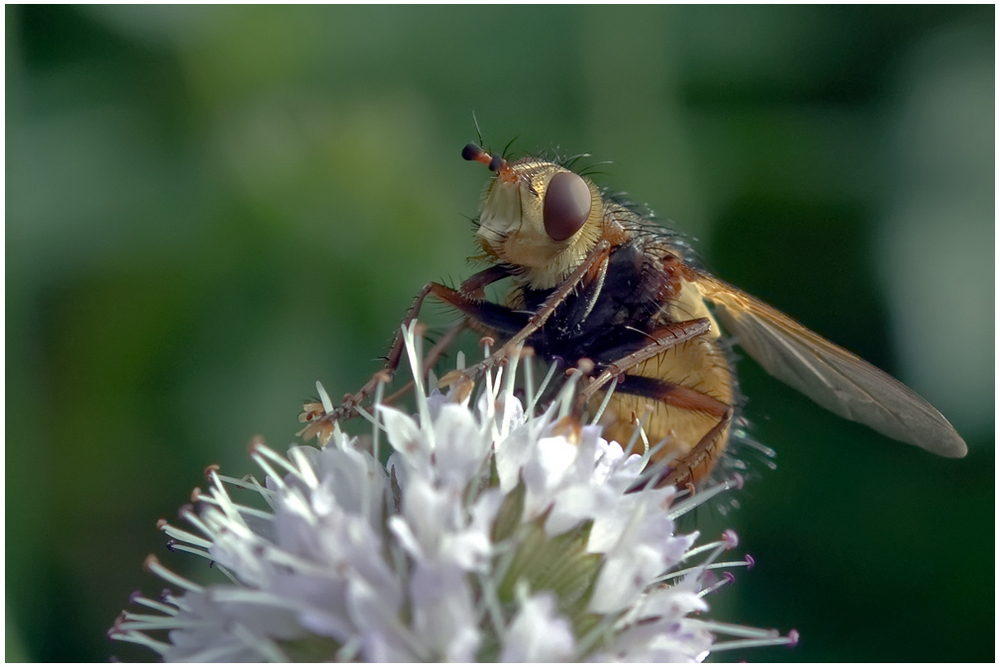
[115,613,207,630]
[574,611,620,657]
[251,444,309,486]
[626,437,679,492]
[709,556,755,571]
[490,365,504,405]
[158,521,213,549]
[249,448,288,494]
[219,544,330,581]
[635,418,651,457]
[502,344,521,406]
[530,360,559,414]
[372,373,386,464]
[709,629,799,652]
[202,476,261,528]
[667,475,742,519]
[129,593,179,616]
[736,432,777,459]
[210,497,276,522]
[523,354,536,413]
[702,620,779,639]
[620,415,650,460]
[166,542,213,561]
[179,640,250,662]
[316,380,334,414]
[658,555,754,583]
[697,571,736,598]
[637,436,674,472]
[487,527,522,591]
[682,531,738,560]
[108,629,171,653]
[477,570,507,641]
[658,530,742,583]
[555,367,582,416]
[208,588,319,614]
[590,376,618,425]
[335,636,362,662]
[388,531,409,595]
[144,555,203,592]
[213,474,275,503]
[402,321,435,451]
[287,447,319,489]
[353,403,379,427]
[229,621,289,662]
[160,590,187,608]
[213,563,240,585]
[177,506,215,539]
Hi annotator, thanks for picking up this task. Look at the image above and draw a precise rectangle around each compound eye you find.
[543,172,592,241]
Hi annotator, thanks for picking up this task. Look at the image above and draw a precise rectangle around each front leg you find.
[455,239,615,382]
[310,266,515,427]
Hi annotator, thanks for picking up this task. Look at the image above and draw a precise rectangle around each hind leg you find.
[602,374,734,489]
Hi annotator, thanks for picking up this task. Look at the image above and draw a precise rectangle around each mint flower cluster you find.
[110,324,796,661]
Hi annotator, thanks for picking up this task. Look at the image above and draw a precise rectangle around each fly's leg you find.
[579,319,713,400]
[569,319,734,490]
[315,265,513,425]
[298,317,470,442]
[323,281,439,423]
[659,404,734,490]
[506,239,612,351]
[610,374,734,490]
[455,239,614,382]
[309,237,613,436]
[458,263,512,299]
[379,319,468,408]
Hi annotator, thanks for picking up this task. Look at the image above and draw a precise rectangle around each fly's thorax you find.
[475,158,605,290]
[669,279,724,342]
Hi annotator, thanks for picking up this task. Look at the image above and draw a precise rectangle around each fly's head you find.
[463,143,604,289]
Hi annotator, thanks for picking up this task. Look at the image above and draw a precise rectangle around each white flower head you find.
[111,322,798,661]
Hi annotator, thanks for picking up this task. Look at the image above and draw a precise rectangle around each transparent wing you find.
[695,273,967,458]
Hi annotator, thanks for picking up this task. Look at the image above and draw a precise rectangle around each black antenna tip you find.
[462,143,483,161]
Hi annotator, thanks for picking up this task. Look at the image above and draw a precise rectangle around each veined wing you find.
[695,273,967,458]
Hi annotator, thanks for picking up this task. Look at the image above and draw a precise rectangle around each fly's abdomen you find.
[594,334,735,485]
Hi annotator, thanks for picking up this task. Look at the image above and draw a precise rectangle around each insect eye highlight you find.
[542,172,592,241]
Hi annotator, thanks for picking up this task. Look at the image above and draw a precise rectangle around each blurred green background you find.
[6,5,993,662]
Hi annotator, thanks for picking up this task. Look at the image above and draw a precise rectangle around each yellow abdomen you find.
[598,336,732,450]
[593,282,734,484]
